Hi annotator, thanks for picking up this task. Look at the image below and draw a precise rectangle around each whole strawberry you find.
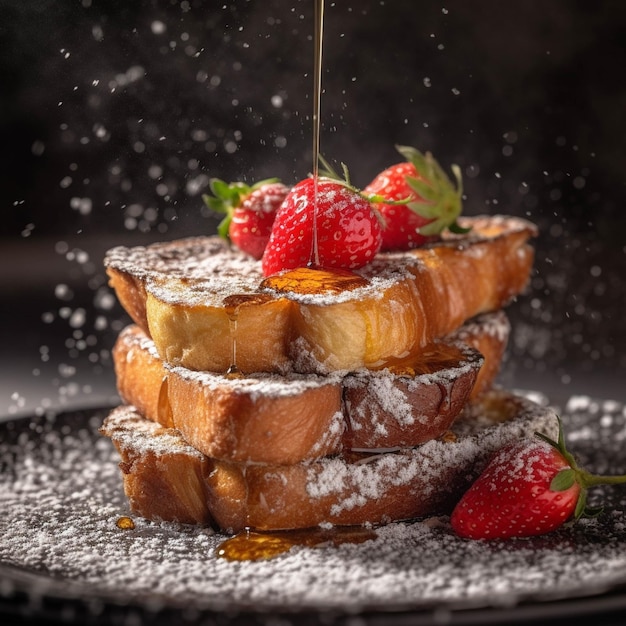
[261,173,383,277]
[364,145,467,251]
[203,178,289,260]
[450,419,626,540]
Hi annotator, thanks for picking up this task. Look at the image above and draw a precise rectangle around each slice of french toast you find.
[114,324,345,465]
[100,390,559,532]
[343,311,510,451]
[113,311,509,463]
[104,215,536,374]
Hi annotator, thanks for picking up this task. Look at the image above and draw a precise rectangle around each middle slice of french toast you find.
[113,311,510,465]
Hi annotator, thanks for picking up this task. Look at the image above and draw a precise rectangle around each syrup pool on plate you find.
[216,526,377,562]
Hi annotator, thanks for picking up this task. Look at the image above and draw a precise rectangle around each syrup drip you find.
[222,293,274,378]
[375,342,467,377]
[116,516,135,530]
[309,0,325,269]
[216,526,376,562]
[261,266,368,296]
[156,376,174,427]
[225,310,243,380]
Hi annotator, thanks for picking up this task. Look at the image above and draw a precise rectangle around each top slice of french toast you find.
[104,214,536,374]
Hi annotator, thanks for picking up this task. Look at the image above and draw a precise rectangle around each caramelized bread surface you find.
[342,311,509,450]
[114,325,344,464]
[105,215,536,374]
[113,311,509,462]
[101,390,559,532]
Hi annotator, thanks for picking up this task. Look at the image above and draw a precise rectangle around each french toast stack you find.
[101,215,559,532]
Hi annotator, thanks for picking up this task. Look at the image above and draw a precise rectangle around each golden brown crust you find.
[146,291,294,373]
[342,341,482,450]
[114,431,214,526]
[102,215,540,533]
[113,327,173,428]
[167,369,344,465]
[104,215,536,374]
[107,268,149,334]
[101,391,559,532]
[459,313,510,400]
[401,227,534,340]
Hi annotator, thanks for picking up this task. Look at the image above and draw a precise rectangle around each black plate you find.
[2,395,626,626]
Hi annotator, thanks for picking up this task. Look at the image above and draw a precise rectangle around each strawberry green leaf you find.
[340,162,352,186]
[449,220,472,235]
[574,490,588,520]
[201,193,221,213]
[394,144,465,237]
[536,417,579,470]
[317,154,343,180]
[216,214,232,240]
[210,178,231,197]
[534,416,626,527]
[396,145,429,173]
[406,178,439,204]
[317,155,362,196]
[550,468,576,491]
[583,504,604,518]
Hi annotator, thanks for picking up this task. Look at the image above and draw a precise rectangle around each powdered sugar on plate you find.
[1,394,626,617]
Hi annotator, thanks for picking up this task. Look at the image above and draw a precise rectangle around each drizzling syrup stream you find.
[221,293,273,377]
[309,0,324,269]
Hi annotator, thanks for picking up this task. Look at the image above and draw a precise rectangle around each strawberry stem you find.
[317,154,408,230]
[580,472,626,487]
[536,417,626,521]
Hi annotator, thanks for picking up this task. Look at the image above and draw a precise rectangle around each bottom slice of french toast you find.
[101,390,558,532]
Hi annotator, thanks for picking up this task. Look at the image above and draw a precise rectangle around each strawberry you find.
[203,178,289,260]
[450,418,626,540]
[364,145,467,251]
[261,171,383,277]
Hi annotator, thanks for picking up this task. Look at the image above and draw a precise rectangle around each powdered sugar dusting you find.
[104,215,535,308]
[101,408,206,460]
[119,323,342,398]
[344,342,483,432]
[2,394,626,616]
[169,363,340,398]
[105,236,265,307]
[453,309,511,344]
[305,391,558,508]
[105,234,407,308]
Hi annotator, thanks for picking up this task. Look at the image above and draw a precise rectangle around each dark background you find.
[1,0,625,417]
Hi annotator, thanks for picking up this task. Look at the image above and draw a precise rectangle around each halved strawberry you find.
[261,168,383,277]
[450,418,626,540]
[364,145,467,251]
[203,178,289,259]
